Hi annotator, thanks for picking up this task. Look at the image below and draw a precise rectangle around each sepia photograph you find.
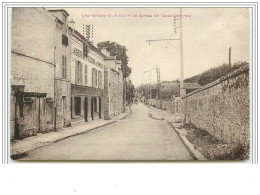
[9,6,250,161]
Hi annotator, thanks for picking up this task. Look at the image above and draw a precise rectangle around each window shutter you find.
[75,61,78,84]
[85,65,87,84]
[96,69,98,87]
[65,56,67,78]
[92,68,94,87]
[80,62,83,84]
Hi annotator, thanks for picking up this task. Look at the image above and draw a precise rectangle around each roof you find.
[48,9,69,16]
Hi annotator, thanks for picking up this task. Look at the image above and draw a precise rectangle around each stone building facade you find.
[49,9,72,130]
[11,8,56,139]
[70,26,106,124]
[10,8,124,140]
[102,48,124,120]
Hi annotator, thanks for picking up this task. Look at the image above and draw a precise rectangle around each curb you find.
[11,111,131,160]
[167,121,207,161]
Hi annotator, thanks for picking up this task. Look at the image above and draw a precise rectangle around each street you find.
[21,103,193,160]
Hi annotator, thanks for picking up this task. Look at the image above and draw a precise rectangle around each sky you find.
[61,8,249,87]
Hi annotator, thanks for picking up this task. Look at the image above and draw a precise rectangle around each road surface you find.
[21,103,193,160]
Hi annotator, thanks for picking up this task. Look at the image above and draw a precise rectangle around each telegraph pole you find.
[145,8,185,97]
[179,8,184,97]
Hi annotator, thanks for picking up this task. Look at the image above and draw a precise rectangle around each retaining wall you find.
[182,65,249,146]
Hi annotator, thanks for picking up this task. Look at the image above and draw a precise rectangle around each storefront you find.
[71,84,103,124]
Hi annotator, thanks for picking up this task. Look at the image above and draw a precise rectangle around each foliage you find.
[184,61,248,86]
[183,123,249,160]
[97,41,131,78]
[126,80,135,103]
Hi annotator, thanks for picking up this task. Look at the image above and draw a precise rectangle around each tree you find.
[97,41,131,78]
[184,61,248,86]
[126,80,135,103]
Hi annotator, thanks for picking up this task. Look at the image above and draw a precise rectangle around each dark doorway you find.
[84,97,88,122]
[74,97,81,116]
[91,97,94,120]
[99,97,101,118]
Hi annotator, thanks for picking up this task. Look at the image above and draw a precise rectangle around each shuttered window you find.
[85,65,88,84]
[92,68,98,87]
[62,34,68,47]
[98,71,102,88]
[75,61,82,84]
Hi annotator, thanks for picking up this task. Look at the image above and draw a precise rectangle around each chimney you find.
[101,47,110,57]
[69,19,75,29]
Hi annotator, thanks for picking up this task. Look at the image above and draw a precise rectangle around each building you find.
[48,9,72,130]
[102,48,124,119]
[10,8,124,140]
[69,23,106,124]
[11,8,56,139]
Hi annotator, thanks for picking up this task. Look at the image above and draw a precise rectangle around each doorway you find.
[91,97,94,120]
[62,96,66,127]
[99,97,101,118]
[84,97,88,122]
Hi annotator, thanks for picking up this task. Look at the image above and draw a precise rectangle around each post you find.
[179,8,185,98]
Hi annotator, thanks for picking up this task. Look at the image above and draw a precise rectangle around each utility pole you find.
[179,8,184,97]
[145,8,185,98]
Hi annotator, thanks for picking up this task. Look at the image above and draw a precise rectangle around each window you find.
[75,61,82,84]
[92,68,98,87]
[93,97,97,113]
[62,34,68,47]
[74,97,81,116]
[98,71,102,88]
[62,55,67,78]
[83,44,88,59]
[85,65,88,84]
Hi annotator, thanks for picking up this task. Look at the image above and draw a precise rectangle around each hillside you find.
[184,61,248,86]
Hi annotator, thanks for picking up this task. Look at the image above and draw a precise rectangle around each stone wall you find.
[147,99,174,113]
[103,67,123,120]
[182,65,249,146]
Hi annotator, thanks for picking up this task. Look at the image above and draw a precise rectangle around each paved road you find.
[21,103,193,160]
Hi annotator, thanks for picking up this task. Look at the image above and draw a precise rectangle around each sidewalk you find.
[11,107,131,159]
[146,104,207,160]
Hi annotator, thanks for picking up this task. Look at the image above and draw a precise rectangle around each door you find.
[91,97,94,120]
[84,97,88,122]
[62,96,66,127]
[99,97,101,118]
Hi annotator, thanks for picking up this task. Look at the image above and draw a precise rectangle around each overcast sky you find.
[62,8,249,86]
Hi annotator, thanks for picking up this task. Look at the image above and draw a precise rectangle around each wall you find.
[161,100,173,113]
[182,65,249,146]
[103,66,124,120]
[11,8,55,139]
[11,54,55,97]
[11,8,55,64]
[53,12,72,130]
[146,99,175,114]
